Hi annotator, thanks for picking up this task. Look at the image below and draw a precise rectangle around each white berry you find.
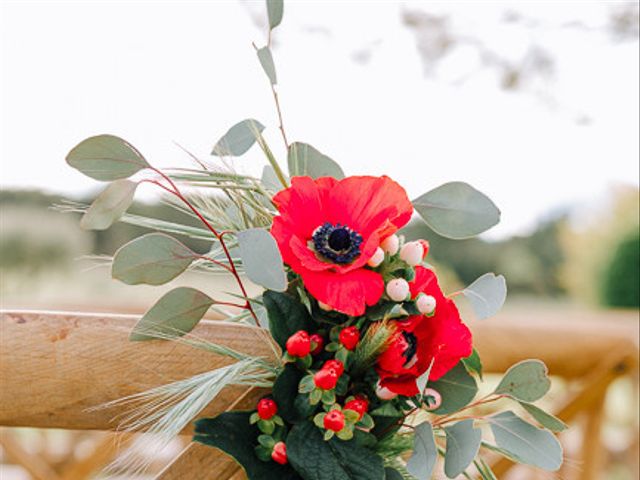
[375,383,398,400]
[367,247,385,268]
[380,234,399,255]
[416,293,436,315]
[399,241,424,267]
[386,278,410,302]
[423,388,442,410]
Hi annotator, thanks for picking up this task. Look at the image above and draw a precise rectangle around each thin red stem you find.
[148,167,259,325]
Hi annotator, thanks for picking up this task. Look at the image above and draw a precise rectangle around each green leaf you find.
[383,468,404,480]
[112,233,195,285]
[266,0,283,30]
[487,411,563,471]
[272,364,307,423]
[261,165,285,192]
[287,142,345,180]
[462,273,507,320]
[413,181,500,239]
[263,291,315,350]
[444,419,482,478]
[80,180,137,230]
[406,422,437,479]
[237,229,287,292]
[287,421,385,480]
[211,119,265,157]
[257,46,277,85]
[461,348,483,380]
[194,412,301,480]
[495,360,551,402]
[519,402,568,433]
[130,287,214,341]
[428,362,478,415]
[66,134,149,181]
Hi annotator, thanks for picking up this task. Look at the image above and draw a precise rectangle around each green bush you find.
[600,231,640,308]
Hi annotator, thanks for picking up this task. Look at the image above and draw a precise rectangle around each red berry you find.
[314,368,339,390]
[418,239,430,259]
[271,441,288,465]
[310,333,325,355]
[344,398,369,420]
[286,330,311,358]
[339,326,360,351]
[257,398,278,420]
[322,359,344,376]
[324,410,345,432]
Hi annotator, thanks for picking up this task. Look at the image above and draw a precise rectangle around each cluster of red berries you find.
[313,359,344,390]
[285,330,325,358]
[254,398,288,465]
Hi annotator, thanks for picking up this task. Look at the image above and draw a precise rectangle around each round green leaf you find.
[413,181,500,239]
[462,273,507,320]
[237,228,287,292]
[519,402,568,433]
[66,134,149,181]
[80,179,137,230]
[444,419,482,479]
[428,362,478,415]
[287,421,385,480]
[112,233,196,285]
[495,360,551,402]
[130,287,214,341]
[266,0,283,29]
[488,411,563,471]
[406,422,437,480]
[257,46,277,85]
[287,142,345,180]
[211,119,265,157]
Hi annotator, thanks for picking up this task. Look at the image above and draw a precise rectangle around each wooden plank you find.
[0,311,277,430]
[471,310,638,377]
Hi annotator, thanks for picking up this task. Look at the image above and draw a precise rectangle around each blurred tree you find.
[600,231,640,307]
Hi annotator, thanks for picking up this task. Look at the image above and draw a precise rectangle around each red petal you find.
[301,268,384,316]
[379,375,419,396]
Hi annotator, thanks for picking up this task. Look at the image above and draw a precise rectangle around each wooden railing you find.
[1,309,638,479]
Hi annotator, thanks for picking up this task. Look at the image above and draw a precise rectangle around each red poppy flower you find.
[376,266,472,396]
[271,176,413,316]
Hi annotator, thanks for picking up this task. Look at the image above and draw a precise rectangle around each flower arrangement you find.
[64,1,565,478]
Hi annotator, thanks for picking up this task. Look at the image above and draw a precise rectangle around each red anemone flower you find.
[376,266,472,396]
[271,176,413,316]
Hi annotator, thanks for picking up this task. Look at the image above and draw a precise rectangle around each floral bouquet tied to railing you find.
[64,1,566,479]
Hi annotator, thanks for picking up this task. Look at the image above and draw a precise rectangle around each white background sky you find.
[1,1,638,239]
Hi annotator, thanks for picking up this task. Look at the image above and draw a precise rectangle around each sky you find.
[1,1,638,239]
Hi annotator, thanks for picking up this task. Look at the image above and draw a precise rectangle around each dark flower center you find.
[402,332,417,364]
[312,222,363,264]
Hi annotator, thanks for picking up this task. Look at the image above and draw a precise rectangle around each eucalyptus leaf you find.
[495,360,551,402]
[488,411,563,471]
[266,0,283,29]
[287,142,345,180]
[444,419,482,479]
[519,402,568,432]
[406,422,437,479]
[287,421,385,480]
[211,119,265,157]
[80,179,137,230]
[462,273,507,320]
[237,229,287,291]
[416,358,435,398]
[257,46,277,85]
[66,134,149,181]
[261,165,284,192]
[130,287,214,341]
[112,233,195,285]
[428,362,478,415]
[413,181,500,239]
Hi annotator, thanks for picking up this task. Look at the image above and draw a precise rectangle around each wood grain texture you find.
[0,310,277,430]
